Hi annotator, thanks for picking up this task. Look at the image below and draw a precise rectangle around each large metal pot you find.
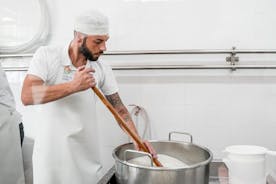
[112,132,213,184]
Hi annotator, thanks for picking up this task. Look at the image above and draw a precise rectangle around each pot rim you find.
[112,140,213,171]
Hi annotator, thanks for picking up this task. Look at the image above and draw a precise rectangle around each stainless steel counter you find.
[98,161,276,184]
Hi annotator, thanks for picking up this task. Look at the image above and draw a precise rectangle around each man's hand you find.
[70,66,96,92]
[134,140,158,159]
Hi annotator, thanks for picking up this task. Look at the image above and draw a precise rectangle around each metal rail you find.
[112,64,276,70]
[1,47,276,71]
[103,49,276,55]
[1,48,276,57]
[3,64,276,72]
[0,53,33,58]
[2,67,29,71]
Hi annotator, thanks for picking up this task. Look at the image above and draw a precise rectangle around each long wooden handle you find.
[92,87,163,167]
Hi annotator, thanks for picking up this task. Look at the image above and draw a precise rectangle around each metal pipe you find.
[1,49,276,71]
[105,50,232,55]
[1,49,276,58]
[111,64,276,70]
[0,53,33,58]
[104,49,276,55]
[3,65,276,71]
[2,67,29,71]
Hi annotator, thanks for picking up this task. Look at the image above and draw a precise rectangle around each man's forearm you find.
[22,82,75,105]
[117,107,139,136]
[105,92,140,138]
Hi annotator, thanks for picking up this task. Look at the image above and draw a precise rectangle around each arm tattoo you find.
[106,92,122,108]
[106,93,130,122]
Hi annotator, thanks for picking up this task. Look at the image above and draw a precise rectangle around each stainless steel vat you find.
[112,132,213,184]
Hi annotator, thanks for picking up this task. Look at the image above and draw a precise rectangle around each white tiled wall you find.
[2,0,276,181]
[2,56,276,181]
[115,70,276,154]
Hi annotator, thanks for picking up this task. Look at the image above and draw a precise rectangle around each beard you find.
[79,37,101,61]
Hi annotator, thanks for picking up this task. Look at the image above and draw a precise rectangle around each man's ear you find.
[74,32,84,43]
[77,36,83,44]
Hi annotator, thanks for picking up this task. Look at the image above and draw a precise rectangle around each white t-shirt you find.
[27,45,118,95]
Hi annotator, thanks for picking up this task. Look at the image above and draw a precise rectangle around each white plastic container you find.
[223,145,276,184]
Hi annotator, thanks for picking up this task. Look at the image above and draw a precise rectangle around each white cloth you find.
[0,64,22,124]
[0,63,16,111]
[28,44,118,184]
[0,65,25,184]
[74,10,109,35]
[0,107,25,184]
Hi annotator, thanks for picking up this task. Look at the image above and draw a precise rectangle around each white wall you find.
[3,61,276,175]
[1,0,276,179]
[45,0,276,50]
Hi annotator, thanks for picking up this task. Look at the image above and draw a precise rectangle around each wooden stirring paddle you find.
[92,87,163,167]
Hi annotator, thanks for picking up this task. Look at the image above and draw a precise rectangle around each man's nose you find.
[100,42,107,51]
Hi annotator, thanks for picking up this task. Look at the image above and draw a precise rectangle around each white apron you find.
[0,106,25,184]
[32,64,102,184]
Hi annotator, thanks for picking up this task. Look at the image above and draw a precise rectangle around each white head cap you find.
[74,10,109,35]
